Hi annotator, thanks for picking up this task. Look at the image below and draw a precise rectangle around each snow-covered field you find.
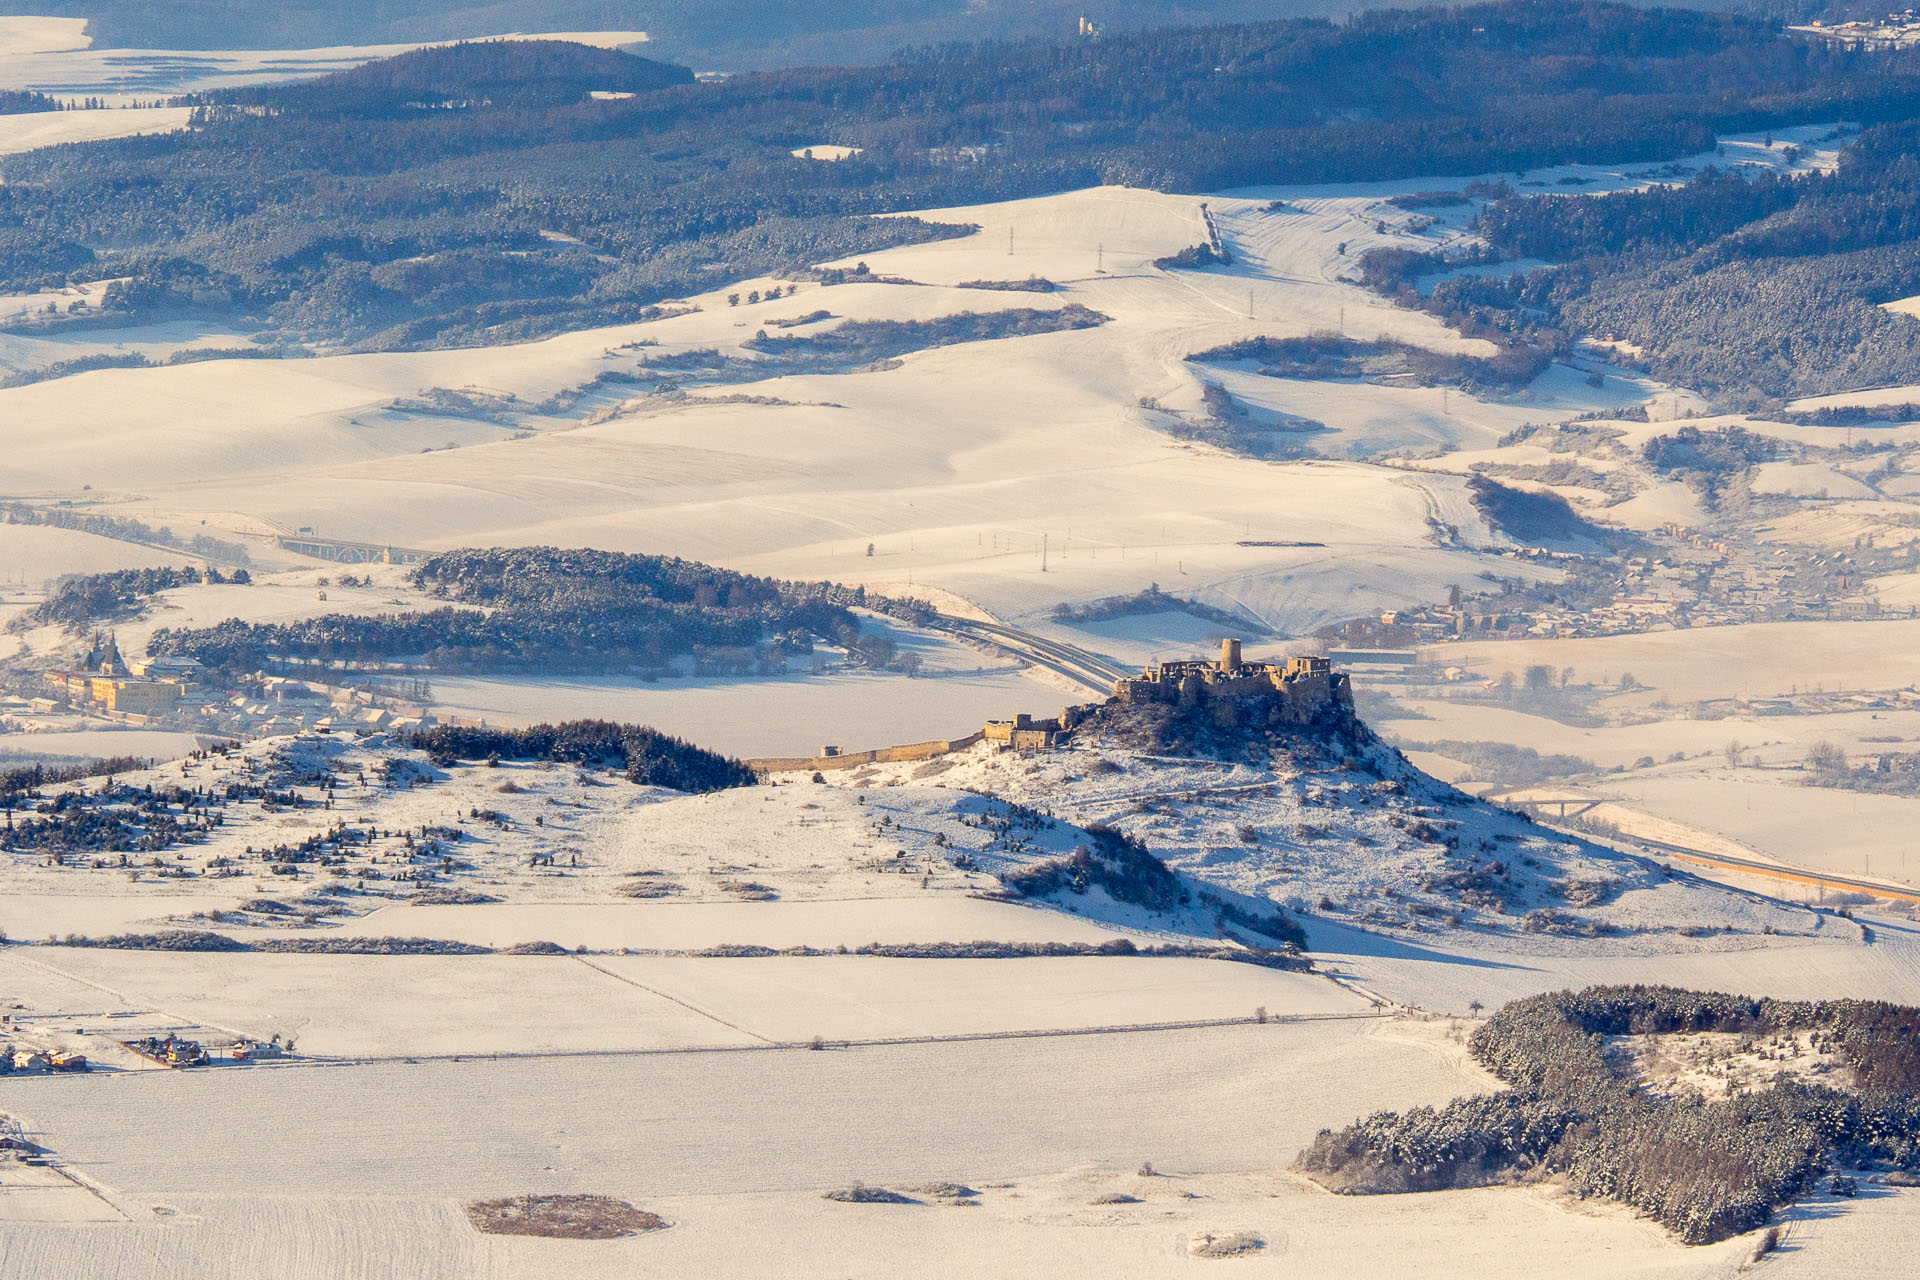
[0,1177,1778,1280]
[2,1003,1875,1279]
[0,105,190,154]
[0,177,1633,641]
[10,1022,1457,1195]
[1315,913,1920,1016]
[0,50,1914,1270]
[0,523,184,581]
[1353,620,1920,879]
[1429,621,1920,702]
[1607,774,1920,883]
[1379,697,1920,772]
[0,722,1910,1274]
[0,729,209,763]
[0,19,648,103]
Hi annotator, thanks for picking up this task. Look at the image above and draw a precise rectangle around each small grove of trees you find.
[13,565,250,633]
[1407,739,1593,788]
[1190,333,1549,395]
[741,306,1108,368]
[1298,985,1920,1244]
[0,91,59,114]
[1466,474,1591,545]
[404,719,754,793]
[1803,741,1920,797]
[1000,823,1186,913]
[1806,740,1848,777]
[1641,426,1778,507]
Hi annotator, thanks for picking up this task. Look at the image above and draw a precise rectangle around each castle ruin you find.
[1109,638,1346,723]
[746,640,1348,772]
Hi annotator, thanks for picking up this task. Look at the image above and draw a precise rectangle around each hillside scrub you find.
[465,1194,664,1239]
[1164,381,1327,460]
[999,823,1186,912]
[57,931,496,954]
[1154,244,1227,270]
[1190,333,1549,395]
[1298,985,1920,1243]
[1803,742,1920,797]
[62,929,249,952]
[1641,426,1778,506]
[741,305,1108,368]
[956,277,1058,292]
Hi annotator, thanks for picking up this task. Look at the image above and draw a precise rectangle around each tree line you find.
[146,545,916,678]
[405,719,755,792]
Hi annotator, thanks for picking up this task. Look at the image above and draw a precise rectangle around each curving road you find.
[1629,836,1920,907]
[928,615,1132,695]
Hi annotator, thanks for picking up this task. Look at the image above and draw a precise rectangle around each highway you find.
[928,615,1132,694]
[1628,836,1920,907]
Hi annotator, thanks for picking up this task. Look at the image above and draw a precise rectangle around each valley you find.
[2,4,1920,1277]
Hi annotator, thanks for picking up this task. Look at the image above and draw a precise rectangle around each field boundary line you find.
[15,1010,1394,1079]
[569,955,777,1044]
[0,950,253,1040]
[295,1010,1390,1067]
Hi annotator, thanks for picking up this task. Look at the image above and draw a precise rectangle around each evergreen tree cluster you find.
[17,565,248,632]
[148,546,873,676]
[1299,985,1920,1244]
[1399,118,1920,403]
[405,718,755,792]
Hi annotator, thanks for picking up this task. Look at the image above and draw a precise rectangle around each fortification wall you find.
[745,645,1347,774]
[745,731,986,774]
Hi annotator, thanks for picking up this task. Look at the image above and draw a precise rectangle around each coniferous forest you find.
[144,547,912,676]
[5,1,1920,371]
[1362,119,1920,402]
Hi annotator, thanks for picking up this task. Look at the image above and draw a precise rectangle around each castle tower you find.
[1219,637,1242,672]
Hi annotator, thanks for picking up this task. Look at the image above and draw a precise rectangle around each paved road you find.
[929,614,1131,694]
[1630,836,1920,906]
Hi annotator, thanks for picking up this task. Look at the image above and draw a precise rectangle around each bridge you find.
[1497,788,1920,906]
[1485,790,1606,820]
[275,534,432,565]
